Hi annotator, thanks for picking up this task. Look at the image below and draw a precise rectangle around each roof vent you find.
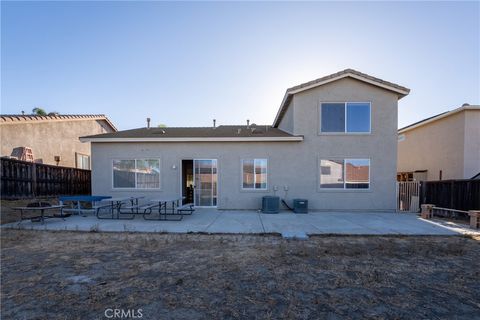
[213,119,216,128]
[462,103,470,107]
[246,119,250,128]
[237,128,242,134]
[146,117,151,129]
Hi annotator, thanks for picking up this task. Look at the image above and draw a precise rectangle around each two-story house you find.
[81,69,409,211]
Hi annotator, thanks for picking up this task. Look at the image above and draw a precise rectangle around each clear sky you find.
[1,1,479,130]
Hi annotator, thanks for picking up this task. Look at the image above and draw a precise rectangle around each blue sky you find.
[1,1,479,130]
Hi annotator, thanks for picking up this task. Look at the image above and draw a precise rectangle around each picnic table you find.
[97,196,145,220]
[144,196,185,221]
[13,205,67,224]
[59,195,112,216]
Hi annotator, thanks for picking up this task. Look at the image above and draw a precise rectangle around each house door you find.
[193,159,218,207]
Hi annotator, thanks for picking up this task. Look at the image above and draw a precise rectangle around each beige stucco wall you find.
[463,109,480,179]
[90,77,401,211]
[1,119,114,168]
[397,109,480,180]
[277,100,294,134]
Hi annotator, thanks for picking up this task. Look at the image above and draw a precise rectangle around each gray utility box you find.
[262,196,280,214]
[293,199,308,214]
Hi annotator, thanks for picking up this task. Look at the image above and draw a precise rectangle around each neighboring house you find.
[397,105,480,181]
[81,69,409,211]
[1,114,117,168]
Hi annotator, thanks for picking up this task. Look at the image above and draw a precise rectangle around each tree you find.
[157,124,167,128]
[32,107,47,116]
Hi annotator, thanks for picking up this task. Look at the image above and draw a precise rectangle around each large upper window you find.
[242,159,267,190]
[320,102,371,133]
[113,159,160,189]
[320,159,370,189]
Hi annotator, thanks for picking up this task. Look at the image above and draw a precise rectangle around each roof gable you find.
[273,69,410,127]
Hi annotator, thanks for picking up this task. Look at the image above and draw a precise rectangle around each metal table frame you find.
[13,205,67,225]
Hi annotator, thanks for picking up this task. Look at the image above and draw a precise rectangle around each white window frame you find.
[112,158,161,190]
[75,152,90,170]
[319,158,370,190]
[241,158,268,190]
[319,102,371,134]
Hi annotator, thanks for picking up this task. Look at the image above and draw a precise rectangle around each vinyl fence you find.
[1,157,91,199]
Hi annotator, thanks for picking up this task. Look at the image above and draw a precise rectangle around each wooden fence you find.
[421,179,480,211]
[1,157,91,199]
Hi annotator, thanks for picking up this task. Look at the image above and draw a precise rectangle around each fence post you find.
[31,162,37,198]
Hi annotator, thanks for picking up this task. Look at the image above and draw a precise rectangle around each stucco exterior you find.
[397,106,480,181]
[1,115,116,168]
[89,74,404,211]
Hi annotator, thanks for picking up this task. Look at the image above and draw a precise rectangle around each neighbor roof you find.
[0,114,117,131]
[80,125,303,142]
[398,105,480,134]
[273,69,410,127]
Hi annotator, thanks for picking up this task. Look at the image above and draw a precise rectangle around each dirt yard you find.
[1,230,479,320]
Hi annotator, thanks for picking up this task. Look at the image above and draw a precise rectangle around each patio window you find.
[320,102,371,133]
[242,159,267,190]
[320,159,370,189]
[113,159,160,189]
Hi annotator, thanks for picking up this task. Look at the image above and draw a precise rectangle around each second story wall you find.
[288,77,399,152]
[397,111,466,180]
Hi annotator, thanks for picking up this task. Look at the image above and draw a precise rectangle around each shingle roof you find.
[0,114,117,131]
[81,125,300,140]
[273,69,410,127]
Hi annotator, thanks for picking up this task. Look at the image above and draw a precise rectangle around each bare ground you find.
[1,230,479,320]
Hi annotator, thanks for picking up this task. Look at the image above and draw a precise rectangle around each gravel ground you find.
[1,230,479,320]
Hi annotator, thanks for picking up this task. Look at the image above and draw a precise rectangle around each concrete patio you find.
[3,209,478,237]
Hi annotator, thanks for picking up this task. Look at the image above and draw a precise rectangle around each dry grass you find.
[1,230,479,319]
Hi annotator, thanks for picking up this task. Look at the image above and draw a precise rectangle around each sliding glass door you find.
[193,159,217,207]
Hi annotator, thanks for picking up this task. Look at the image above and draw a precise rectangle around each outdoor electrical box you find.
[293,199,308,214]
[262,196,280,214]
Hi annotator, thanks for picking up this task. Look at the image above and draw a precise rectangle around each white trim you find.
[398,105,480,134]
[287,73,409,96]
[80,136,303,143]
